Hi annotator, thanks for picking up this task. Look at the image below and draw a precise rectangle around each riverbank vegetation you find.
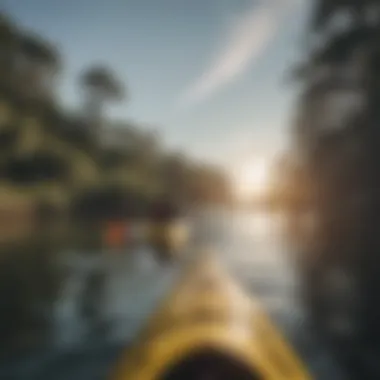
[0,12,233,241]
[0,11,234,350]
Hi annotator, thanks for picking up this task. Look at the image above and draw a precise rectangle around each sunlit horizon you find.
[233,157,271,202]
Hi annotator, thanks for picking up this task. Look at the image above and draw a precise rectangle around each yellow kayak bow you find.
[111,252,311,380]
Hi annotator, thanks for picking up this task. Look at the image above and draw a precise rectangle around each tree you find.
[291,1,380,375]
[0,13,18,85]
[3,151,68,184]
[187,164,233,206]
[159,153,189,203]
[311,0,377,32]
[0,12,61,98]
[17,32,61,97]
[80,65,125,122]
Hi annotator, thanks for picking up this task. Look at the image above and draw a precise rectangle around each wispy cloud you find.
[179,0,297,107]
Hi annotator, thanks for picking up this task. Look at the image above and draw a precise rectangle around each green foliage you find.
[19,32,61,70]
[311,0,378,31]
[81,65,124,101]
[0,10,236,353]
[80,65,125,122]
[0,11,234,224]
[287,1,380,277]
[288,2,380,360]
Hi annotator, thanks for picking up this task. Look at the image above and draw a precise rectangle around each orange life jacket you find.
[105,221,126,249]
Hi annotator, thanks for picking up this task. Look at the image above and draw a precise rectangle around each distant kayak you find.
[111,251,311,380]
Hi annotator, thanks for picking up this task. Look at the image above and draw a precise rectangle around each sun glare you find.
[235,158,270,201]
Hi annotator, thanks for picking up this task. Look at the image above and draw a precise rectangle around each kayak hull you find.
[111,252,311,380]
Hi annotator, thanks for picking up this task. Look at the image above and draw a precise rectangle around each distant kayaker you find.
[148,196,183,262]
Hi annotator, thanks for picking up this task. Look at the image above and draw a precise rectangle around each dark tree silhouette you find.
[0,13,18,84]
[291,1,380,377]
[80,65,125,122]
[16,31,61,100]
[4,152,68,184]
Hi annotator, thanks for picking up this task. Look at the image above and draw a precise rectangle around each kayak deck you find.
[111,251,311,380]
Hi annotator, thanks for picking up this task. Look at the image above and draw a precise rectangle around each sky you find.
[3,0,310,176]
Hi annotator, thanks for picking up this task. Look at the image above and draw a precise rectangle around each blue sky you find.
[4,0,310,174]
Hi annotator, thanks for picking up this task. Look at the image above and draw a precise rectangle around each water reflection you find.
[0,211,345,379]
[233,211,282,238]
[0,211,289,352]
[52,247,182,348]
[47,211,288,350]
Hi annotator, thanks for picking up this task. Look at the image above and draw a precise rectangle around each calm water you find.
[0,211,344,379]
